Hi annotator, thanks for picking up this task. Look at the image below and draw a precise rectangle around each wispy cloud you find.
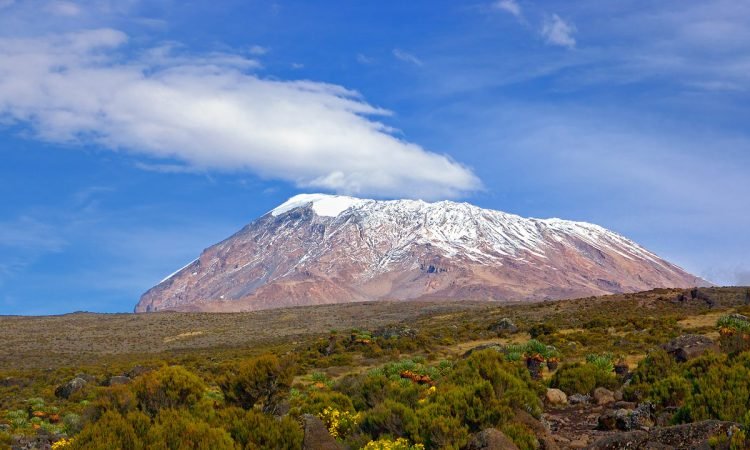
[0,29,479,199]
[493,0,521,18]
[356,53,374,65]
[248,44,268,56]
[393,48,424,66]
[541,14,576,48]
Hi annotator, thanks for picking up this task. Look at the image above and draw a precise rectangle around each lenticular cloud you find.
[0,29,480,199]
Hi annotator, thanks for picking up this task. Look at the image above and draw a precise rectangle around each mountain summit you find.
[135,194,704,312]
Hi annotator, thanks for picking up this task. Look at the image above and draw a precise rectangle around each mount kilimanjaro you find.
[135,194,704,312]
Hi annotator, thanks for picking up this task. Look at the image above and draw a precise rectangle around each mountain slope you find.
[135,194,705,312]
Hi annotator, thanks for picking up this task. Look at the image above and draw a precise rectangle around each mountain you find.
[135,194,705,312]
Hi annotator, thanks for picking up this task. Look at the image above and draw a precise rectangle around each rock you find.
[513,409,559,450]
[568,394,591,405]
[545,388,567,405]
[589,420,739,449]
[613,390,623,401]
[613,401,637,410]
[466,429,520,450]
[593,387,615,405]
[301,414,344,450]
[0,377,27,388]
[372,325,417,340]
[598,409,630,431]
[54,377,87,399]
[489,318,518,334]
[628,402,656,430]
[108,376,132,386]
[661,334,719,362]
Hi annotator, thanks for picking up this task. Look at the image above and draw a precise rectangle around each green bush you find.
[218,408,302,449]
[132,366,206,416]
[219,354,295,414]
[501,422,539,450]
[550,362,617,395]
[146,409,235,450]
[70,411,143,450]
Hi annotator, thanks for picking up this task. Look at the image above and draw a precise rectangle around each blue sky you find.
[1,0,748,315]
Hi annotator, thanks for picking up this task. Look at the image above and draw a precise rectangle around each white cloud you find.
[0,29,479,199]
[393,48,424,66]
[493,0,521,18]
[248,45,268,56]
[541,14,576,48]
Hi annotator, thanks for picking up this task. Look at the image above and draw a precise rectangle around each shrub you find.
[550,362,617,395]
[319,406,361,439]
[69,411,142,450]
[219,354,295,414]
[145,409,234,450]
[132,366,206,416]
[214,407,303,450]
[361,399,420,441]
[501,422,539,450]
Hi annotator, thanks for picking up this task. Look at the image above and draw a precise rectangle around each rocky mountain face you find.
[135,194,705,312]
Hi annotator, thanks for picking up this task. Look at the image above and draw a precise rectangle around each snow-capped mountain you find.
[135,194,705,312]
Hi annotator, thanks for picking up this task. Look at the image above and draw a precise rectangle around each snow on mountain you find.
[136,194,705,312]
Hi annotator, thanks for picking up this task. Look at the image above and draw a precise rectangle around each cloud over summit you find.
[0,29,479,199]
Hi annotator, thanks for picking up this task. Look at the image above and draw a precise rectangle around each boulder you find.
[74,373,97,384]
[489,318,518,334]
[108,376,132,386]
[661,335,719,362]
[466,429,520,450]
[593,387,615,405]
[597,409,630,431]
[54,377,87,399]
[589,420,739,449]
[545,388,567,405]
[598,403,655,432]
[301,414,344,450]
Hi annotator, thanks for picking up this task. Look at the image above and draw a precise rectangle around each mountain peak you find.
[137,194,705,313]
[270,193,366,217]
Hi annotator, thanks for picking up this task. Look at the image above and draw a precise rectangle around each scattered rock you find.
[466,429,520,450]
[545,389,567,405]
[372,325,417,340]
[108,376,132,386]
[301,414,344,450]
[54,377,87,399]
[568,394,591,405]
[489,318,518,334]
[593,387,615,405]
[589,420,739,449]
[661,334,719,362]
